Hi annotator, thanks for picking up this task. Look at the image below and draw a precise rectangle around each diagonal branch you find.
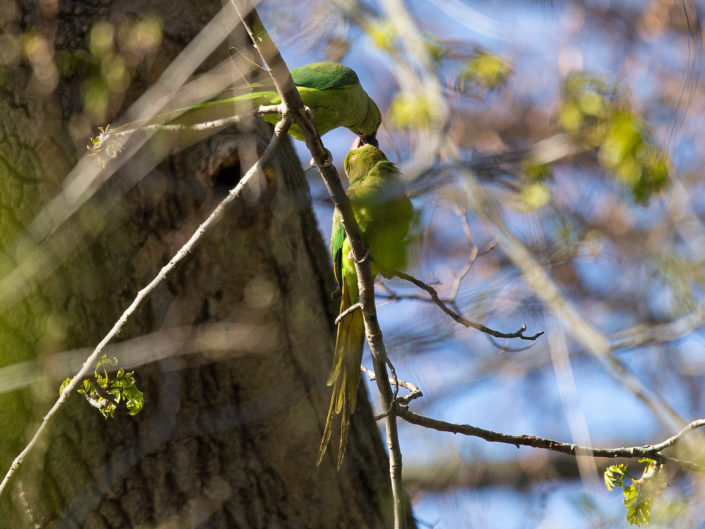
[89,104,284,162]
[0,3,244,310]
[460,164,687,431]
[609,298,705,350]
[229,3,409,527]
[0,112,291,500]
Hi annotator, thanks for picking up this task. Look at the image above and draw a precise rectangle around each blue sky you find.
[261,1,704,526]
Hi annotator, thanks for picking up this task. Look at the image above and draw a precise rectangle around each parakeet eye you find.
[351,154,358,160]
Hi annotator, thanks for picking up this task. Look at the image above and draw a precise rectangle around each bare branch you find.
[396,270,544,340]
[447,203,479,304]
[89,104,286,162]
[398,408,705,472]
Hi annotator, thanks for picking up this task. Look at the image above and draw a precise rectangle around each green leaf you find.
[387,93,442,130]
[459,51,513,91]
[638,458,657,473]
[624,482,653,526]
[521,182,551,210]
[607,460,667,526]
[604,463,627,491]
[59,355,144,419]
[368,21,396,53]
[559,72,670,203]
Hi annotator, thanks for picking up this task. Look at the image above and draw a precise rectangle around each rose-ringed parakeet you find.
[318,144,413,469]
[182,61,381,146]
[90,62,381,158]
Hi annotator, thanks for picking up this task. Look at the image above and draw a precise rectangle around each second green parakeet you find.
[317,144,413,469]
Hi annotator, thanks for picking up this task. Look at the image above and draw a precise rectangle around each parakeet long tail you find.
[317,280,365,469]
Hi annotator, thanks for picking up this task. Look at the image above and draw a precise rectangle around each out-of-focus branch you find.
[609,298,705,350]
[378,0,448,173]
[0,3,246,310]
[407,133,582,198]
[460,164,687,431]
[230,2,409,527]
[447,203,486,304]
[89,103,284,161]
[404,453,637,491]
[607,181,705,352]
[0,322,281,395]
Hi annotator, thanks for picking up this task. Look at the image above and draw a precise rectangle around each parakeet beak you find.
[365,133,379,147]
[352,132,378,149]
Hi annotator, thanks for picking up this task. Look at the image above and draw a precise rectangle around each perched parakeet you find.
[187,61,382,146]
[318,144,413,469]
[90,62,381,159]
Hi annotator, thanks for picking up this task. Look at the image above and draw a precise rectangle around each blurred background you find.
[255,0,705,527]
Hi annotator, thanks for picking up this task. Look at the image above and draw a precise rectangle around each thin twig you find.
[334,302,362,325]
[447,203,479,303]
[94,114,242,142]
[396,270,544,340]
[398,409,705,472]
[361,366,423,421]
[609,298,705,351]
[91,104,286,160]
[0,113,291,499]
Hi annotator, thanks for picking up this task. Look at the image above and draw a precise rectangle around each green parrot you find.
[90,62,381,157]
[179,61,381,145]
[318,144,413,469]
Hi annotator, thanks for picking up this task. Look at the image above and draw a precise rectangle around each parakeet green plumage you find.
[91,62,381,157]
[318,144,413,469]
[187,61,382,145]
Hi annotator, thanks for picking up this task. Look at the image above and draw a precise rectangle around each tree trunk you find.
[0,2,404,527]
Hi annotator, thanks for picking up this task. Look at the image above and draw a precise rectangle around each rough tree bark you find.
[0,1,407,527]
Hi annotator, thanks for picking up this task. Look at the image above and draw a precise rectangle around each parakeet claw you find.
[349,247,370,263]
[309,149,333,168]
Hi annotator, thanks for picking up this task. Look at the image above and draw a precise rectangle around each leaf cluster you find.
[604,458,668,526]
[458,51,513,93]
[61,354,144,419]
[558,73,670,204]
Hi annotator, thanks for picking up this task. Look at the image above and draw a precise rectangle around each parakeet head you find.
[351,97,381,148]
[344,144,389,182]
